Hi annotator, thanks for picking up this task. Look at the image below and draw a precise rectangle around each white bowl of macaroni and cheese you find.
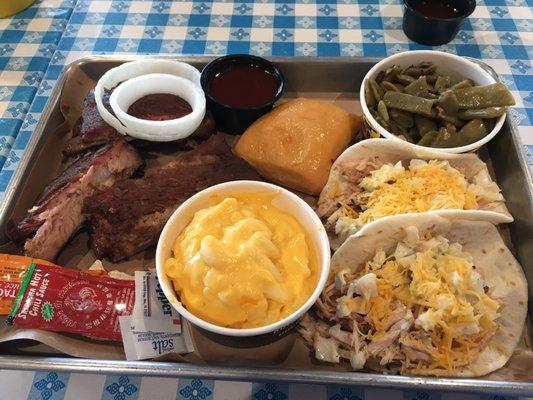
[155,180,331,337]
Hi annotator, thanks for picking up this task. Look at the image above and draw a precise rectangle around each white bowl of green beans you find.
[360,50,514,153]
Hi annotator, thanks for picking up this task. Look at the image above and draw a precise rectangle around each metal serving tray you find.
[0,56,532,395]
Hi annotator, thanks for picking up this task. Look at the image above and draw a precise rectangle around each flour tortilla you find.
[331,212,528,377]
[319,139,512,249]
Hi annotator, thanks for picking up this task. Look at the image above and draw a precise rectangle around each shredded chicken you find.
[367,329,401,356]
[328,325,353,347]
[316,158,378,233]
[299,229,499,374]
[399,331,435,365]
[315,301,332,320]
[317,157,504,244]
[379,346,402,366]
[384,306,414,331]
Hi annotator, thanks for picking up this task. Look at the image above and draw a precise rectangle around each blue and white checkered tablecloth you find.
[0,0,74,173]
[0,0,532,399]
[0,0,531,199]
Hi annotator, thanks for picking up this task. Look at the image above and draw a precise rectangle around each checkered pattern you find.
[0,0,74,175]
[0,369,523,400]
[0,0,531,198]
[0,2,532,395]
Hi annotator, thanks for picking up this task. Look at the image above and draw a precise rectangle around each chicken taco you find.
[317,139,512,249]
[299,213,527,377]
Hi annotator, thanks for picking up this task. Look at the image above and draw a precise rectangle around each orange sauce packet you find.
[0,254,57,314]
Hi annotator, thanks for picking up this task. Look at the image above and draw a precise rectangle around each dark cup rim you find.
[403,0,476,22]
[200,54,284,111]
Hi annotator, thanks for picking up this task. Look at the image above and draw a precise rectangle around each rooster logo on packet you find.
[64,286,102,313]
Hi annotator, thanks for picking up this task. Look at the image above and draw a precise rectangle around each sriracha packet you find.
[8,262,135,341]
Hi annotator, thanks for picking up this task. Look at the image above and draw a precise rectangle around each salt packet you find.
[119,271,194,360]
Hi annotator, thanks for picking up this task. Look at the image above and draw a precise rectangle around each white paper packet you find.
[119,271,194,360]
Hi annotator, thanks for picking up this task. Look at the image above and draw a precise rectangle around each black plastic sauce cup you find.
[402,0,476,46]
[200,54,284,135]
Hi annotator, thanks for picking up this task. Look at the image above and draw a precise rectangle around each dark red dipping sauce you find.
[207,65,278,108]
[127,94,192,121]
[407,0,466,19]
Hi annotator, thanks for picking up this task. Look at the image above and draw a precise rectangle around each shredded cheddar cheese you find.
[341,160,483,229]
[359,231,499,373]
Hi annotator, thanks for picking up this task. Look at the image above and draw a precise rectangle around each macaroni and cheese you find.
[164,193,317,328]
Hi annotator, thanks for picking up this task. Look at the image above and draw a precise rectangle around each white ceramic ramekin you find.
[360,50,506,153]
[155,180,331,337]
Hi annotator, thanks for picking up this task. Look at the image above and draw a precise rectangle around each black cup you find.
[200,54,284,135]
[402,0,476,46]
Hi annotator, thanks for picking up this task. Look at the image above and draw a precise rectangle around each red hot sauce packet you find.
[8,263,135,341]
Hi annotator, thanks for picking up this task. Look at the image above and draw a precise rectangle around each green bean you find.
[388,119,408,137]
[390,108,414,129]
[425,74,438,85]
[370,109,389,129]
[407,126,420,142]
[457,119,487,145]
[383,91,434,115]
[432,126,461,148]
[457,107,506,120]
[383,65,402,82]
[366,62,513,148]
[435,107,465,128]
[404,76,429,97]
[450,79,475,90]
[419,107,437,118]
[438,91,459,115]
[396,74,416,85]
[453,82,515,109]
[484,118,496,133]
[434,75,451,92]
[417,131,438,147]
[444,122,457,136]
[381,81,403,92]
[377,100,389,122]
[369,78,384,102]
[419,61,434,68]
[365,80,377,108]
[402,63,437,77]
[415,115,438,136]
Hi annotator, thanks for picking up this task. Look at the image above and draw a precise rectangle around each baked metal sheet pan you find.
[0,56,531,395]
